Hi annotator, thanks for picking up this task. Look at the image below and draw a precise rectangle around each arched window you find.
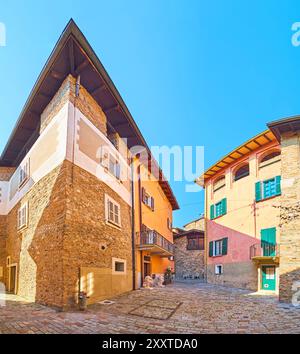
[259,150,281,168]
[234,164,249,181]
[213,176,226,192]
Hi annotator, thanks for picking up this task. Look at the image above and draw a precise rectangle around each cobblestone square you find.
[0,283,300,334]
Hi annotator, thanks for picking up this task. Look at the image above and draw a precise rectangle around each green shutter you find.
[222,198,227,215]
[275,175,281,196]
[209,241,214,257]
[222,237,228,255]
[255,181,262,202]
[210,204,215,220]
[261,227,276,256]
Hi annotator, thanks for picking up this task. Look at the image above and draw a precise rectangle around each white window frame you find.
[108,153,121,180]
[19,159,30,188]
[105,194,121,227]
[112,257,126,274]
[17,202,28,230]
[213,239,223,256]
[215,264,223,275]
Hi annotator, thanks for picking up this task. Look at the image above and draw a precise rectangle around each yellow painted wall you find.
[206,142,281,240]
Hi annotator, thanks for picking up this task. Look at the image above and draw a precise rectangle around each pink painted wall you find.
[207,219,260,265]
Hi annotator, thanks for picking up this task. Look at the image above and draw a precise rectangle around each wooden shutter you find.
[275,176,281,196]
[210,204,215,220]
[255,181,262,202]
[141,187,145,203]
[221,198,227,215]
[222,237,228,255]
[209,241,214,257]
[151,197,155,211]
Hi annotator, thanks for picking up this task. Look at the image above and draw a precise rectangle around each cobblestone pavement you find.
[0,282,300,334]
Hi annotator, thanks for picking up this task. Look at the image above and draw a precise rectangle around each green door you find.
[261,266,276,291]
[261,227,276,256]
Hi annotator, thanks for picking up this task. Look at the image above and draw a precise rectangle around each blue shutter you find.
[222,198,227,215]
[275,176,281,196]
[210,204,215,220]
[255,181,262,202]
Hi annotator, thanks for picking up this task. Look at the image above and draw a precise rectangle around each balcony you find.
[136,230,174,256]
[250,242,280,265]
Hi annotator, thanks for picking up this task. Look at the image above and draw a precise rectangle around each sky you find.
[1,0,300,227]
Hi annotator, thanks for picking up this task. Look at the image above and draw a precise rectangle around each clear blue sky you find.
[1,0,300,227]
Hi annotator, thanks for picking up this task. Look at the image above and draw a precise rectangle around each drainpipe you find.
[131,157,136,290]
[204,185,208,283]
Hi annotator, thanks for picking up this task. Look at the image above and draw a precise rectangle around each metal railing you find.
[250,242,279,259]
[137,230,174,254]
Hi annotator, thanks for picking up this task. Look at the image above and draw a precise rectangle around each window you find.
[187,236,204,250]
[105,195,121,227]
[112,258,126,274]
[255,176,281,202]
[213,176,226,192]
[17,203,28,230]
[167,218,172,230]
[234,164,249,181]
[19,160,30,188]
[108,154,121,180]
[142,188,154,211]
[210,198,227,219]
[209,238,228,257]
[259,151,281,169]
[215,264,223,275]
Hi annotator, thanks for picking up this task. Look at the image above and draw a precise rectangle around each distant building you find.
[173,217,205,280]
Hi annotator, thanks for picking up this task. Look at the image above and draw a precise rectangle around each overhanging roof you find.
[0,19,179,210]
[267,115,300,141]
[197,129,276,184]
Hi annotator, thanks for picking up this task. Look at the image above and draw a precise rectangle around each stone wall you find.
[207,261,258,291]
[62,161,133,308]
[279,131,300,302]
[174,236,205,279]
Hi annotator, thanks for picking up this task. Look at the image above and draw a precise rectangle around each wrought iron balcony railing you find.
[250,242,280,259]
[137,230,174,254]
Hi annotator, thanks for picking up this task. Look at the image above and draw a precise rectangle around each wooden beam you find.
[253,139,262,146]
[91,83,106,95]
[38,92,52,100]
[68,39,75,74]
[50,70,64,80]
[103,104,119,114]
[75,59,89,75]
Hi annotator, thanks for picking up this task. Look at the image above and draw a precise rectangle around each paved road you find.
[0,282,300,334]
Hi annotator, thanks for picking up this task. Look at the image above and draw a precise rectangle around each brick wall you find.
[279,131,300,302]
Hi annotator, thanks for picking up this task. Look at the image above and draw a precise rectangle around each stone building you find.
[197,116,300,302]
[173,218,205,280]
[0,20,178,309]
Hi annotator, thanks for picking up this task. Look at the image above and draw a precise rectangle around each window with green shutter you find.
[211,198,227,219]
[222,237,228,255]
[210,204,215,220]
[255,176,281,202]
[209,241,214,257]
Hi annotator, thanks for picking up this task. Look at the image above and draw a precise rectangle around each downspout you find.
[137,163,143,287]
[204,185,208,283]
[131,157,136,290]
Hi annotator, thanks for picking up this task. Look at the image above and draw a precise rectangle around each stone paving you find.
[0,282,300,334]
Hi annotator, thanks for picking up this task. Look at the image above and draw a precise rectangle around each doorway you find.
[261,265,276,291]
[8,265,17,294]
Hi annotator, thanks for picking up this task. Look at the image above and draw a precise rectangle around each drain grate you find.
[99,300,115,305]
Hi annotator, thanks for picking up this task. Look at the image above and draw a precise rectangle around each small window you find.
[213,176,226,192]
[259,151,281,168]
[187,236,204,250]
[167,218,172,230]
[105,195,121,227]
[17,203,28,230]
[211,198,227,219]
[112,258,126,274]
[234,164,249,181]
[215,264,223,275]
[19,160,30,188]
[142,188,154,210]
[255,176,281,202]
[214,240,223,256]
[108,154,121,180]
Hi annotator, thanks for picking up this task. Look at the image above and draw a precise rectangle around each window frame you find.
[233,163,250,182]
[19,159,30,189]
[215,264,223,275]
[112,257,126,274]
[105,194,121,228]
[17,202,28,230]
[213,239,223,256]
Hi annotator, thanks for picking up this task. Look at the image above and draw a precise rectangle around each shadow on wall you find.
[279,268,300,304]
